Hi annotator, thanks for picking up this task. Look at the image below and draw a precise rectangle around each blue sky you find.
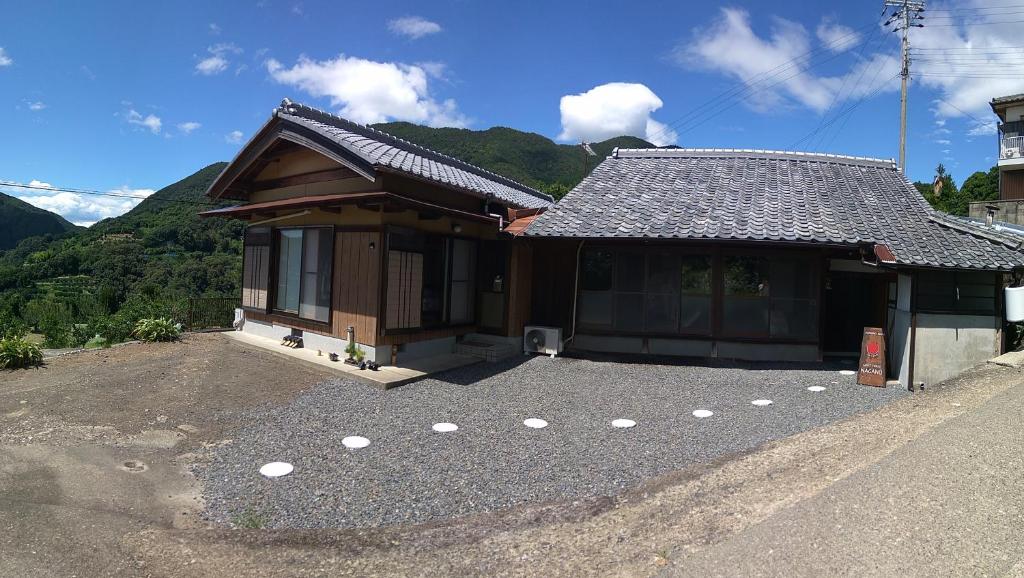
[1,0,1022,225]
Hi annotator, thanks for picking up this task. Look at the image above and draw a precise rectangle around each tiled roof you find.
[524,148,1024,271]
[991,93,1024,107]
[274,100,552,209]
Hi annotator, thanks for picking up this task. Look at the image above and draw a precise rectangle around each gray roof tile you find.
[525,148,1024,271]
[274,100,552,209]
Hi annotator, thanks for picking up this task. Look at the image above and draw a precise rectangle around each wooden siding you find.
[332,231,381,344]
[1001,170,1024,200]
[385,250,423,330]
[505,242,533,337]
[530,239,580,331]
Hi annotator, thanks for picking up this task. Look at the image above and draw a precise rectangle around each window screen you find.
[916,270,996,314]
[577,247,711,335]
[722,255,817,339]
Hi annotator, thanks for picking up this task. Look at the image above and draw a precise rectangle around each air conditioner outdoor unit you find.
[523,325,563,356]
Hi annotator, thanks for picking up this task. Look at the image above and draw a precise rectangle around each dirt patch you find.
[0,333,329,447]
[0,333,330,577]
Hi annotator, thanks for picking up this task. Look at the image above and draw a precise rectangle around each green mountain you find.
[0,192,80,250]
[371,122,653,196]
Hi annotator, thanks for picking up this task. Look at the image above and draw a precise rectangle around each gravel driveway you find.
[197,354,907,529]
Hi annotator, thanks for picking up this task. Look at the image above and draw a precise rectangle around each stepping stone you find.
[807,386,827,392]
[751,399,773,406]
[259,462,293,477]
[692,410,714,418]
[432,422,458,433]
[611,419,636,429]
[839,370,856,376]
[523,418,548,429]
[342,436,370,449]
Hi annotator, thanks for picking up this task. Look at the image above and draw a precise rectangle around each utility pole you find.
[884,0,925,173]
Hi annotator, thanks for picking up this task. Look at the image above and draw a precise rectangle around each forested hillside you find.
[0,162,240,347]
[371,122,652,198]
[0,192,79,250]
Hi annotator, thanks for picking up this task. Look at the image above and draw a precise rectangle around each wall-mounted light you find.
[451,223,463,234]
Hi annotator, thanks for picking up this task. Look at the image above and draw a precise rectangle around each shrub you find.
[133,318,182,342]
[0,313,28,340]
[0,337,43,369]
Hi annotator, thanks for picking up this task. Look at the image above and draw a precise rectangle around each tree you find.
[959,166,1000,208]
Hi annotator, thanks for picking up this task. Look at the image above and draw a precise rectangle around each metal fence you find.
[182,297,238,330]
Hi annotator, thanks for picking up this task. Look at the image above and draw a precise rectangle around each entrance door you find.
[823,272,886,354]
[477,241,508,334]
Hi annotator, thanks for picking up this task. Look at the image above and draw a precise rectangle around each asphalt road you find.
[669,367,1024,577]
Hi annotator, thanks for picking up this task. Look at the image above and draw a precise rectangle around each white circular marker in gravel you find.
[259,462,293,478]
[807,386,827,392]
[432,422,458,433]
[342,436,370,449]
[839,370,857,376]
[611,419,637,429]
[523,418,548,429]
[751,399,773,407]
[692,410,714,418]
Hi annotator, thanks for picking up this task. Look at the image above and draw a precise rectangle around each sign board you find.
[857,327,886,387]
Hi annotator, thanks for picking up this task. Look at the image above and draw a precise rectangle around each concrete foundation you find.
[238,314,388,363]
[913,313,1000,386]
[572,334,817,362]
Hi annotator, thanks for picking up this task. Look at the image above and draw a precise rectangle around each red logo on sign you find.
[867,342,880,356]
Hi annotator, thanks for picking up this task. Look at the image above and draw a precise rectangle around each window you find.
[273,227,333,322]
[723,256,770,336]
[916,270,996,315]
[385,231,477,330]
[242,227,271,311]
[722,255,817,339]
[577,247,711,335]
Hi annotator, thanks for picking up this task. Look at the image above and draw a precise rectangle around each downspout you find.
[563,240,585,348]
[908,269,918,392]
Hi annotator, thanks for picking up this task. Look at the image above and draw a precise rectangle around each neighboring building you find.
[523,148,1024,388]
[206,100,1024,389]
[202,99,552,365]
[969,94,1024,224]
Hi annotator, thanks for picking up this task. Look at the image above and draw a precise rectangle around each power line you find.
[644,19,881,145]
[0,180,219,207]
[808,8,889,151]
[790,73,903,150]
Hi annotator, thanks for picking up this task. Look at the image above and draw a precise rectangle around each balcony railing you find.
[1002,135,1024,160]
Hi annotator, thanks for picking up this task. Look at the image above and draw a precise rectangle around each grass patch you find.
[230,506,270,529]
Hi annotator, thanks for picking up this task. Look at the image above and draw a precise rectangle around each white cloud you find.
[2,180,155,227]
[209,23,221,35]
[195,43,242,75]
[177,121,201,134]
[677,8,898,114]
[266,54,468,127]
[125,109,162,134]
[558,82,677,146]
[0,47,11,67]
[910,2,1024,131]
[226,130,244,143]
[816,19,860,53]
[27,101,46,111]
[935,138,952,145]
[388,16,442,40]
